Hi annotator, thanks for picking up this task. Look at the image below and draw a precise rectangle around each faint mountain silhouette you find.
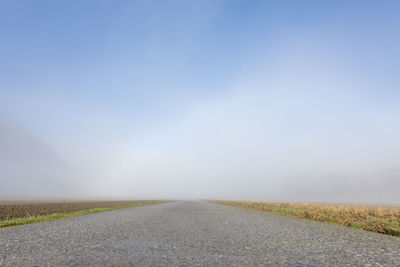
[0,113,73,197]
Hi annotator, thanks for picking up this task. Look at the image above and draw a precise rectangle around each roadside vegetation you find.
[215,200,400,236]
[0,201,166,227]
[0,200,162,220]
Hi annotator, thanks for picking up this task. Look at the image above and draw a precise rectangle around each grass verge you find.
[213,200,400,236]
[0,201,166,228]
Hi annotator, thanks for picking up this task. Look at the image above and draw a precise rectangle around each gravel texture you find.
[0,200,399,266]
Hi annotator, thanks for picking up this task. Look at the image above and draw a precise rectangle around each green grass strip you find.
[0,201,167,228]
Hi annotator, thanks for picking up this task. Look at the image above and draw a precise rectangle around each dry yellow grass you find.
[215,200,400,236]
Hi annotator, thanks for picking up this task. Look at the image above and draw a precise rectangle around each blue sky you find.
[1,1,400,201]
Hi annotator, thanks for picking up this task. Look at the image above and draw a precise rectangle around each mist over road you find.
[1,200,399,266]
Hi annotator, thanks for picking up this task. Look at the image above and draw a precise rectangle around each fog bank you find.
[1,0,399,204]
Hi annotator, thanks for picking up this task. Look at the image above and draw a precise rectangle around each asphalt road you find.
[1,200,399,266]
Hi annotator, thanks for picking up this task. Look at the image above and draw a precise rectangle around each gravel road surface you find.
[1,200,399,266]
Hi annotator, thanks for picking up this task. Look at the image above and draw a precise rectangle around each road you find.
[1,200,399,266]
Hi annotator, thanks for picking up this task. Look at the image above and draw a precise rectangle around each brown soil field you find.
[0,200,158,221]
[215,200,400,236]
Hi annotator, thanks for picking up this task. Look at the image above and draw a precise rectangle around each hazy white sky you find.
[1,1,400,203]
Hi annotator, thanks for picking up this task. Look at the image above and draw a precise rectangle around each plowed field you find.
[0,200,157,220]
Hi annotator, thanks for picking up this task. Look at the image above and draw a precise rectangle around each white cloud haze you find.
[1,1,399,203]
